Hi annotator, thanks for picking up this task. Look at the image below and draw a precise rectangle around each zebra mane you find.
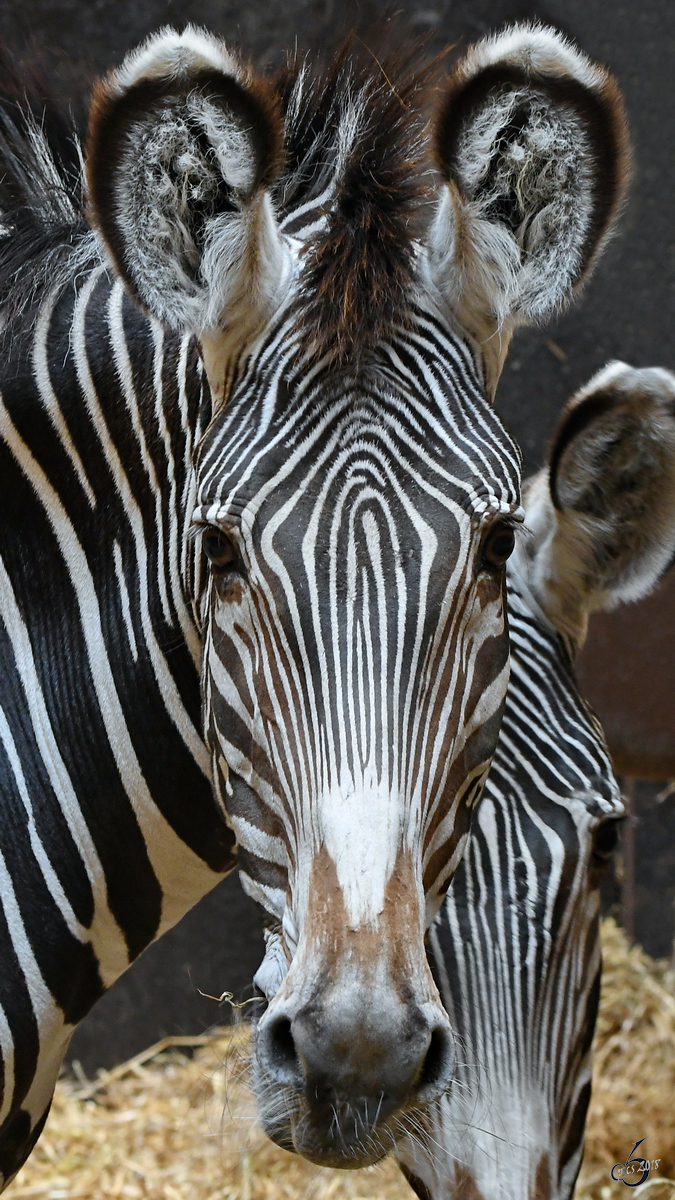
[0,56,98,325]
[272,42,439,363]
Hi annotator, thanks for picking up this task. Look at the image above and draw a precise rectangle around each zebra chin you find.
[251,1058,442,1170]
[252,1077,394,1169]
[250,996,455,1168]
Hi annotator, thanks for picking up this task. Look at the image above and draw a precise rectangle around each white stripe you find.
[0,395,221,938]
[31,286,96,508]
[112,540,139,662]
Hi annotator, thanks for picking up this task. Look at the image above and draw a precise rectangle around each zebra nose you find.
[258,1004,454,1108]
[257,1014,303,1089]
[413,1020,456,1103]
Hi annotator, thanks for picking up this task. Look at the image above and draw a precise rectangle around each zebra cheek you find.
[474,568,508,625]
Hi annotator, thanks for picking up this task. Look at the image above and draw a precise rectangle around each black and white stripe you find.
[0,268,233,1182]
[197,304,521,932]
[0,21,632,1187]
[397,574,624,1200]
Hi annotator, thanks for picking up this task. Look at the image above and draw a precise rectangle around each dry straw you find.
[6,919,675,1200]
[578,919,675,1200]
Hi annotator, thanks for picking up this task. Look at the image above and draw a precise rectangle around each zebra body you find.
[0,272,233,1177]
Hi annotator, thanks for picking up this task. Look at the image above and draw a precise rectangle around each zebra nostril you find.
[258,1015,302,1088]
[415,1022,454,1103]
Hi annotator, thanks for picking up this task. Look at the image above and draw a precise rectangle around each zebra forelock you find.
[273,42,436,363]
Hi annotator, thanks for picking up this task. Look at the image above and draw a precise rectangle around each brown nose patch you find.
[302,843,426,978]
[532,1153,552,1200]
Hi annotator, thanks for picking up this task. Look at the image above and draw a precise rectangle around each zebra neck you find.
[0,267,235,1002]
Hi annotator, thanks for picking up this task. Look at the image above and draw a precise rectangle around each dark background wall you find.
[1,0,673,1071]
[3,0,675,475]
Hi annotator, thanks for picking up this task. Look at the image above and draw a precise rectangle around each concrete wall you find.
[68,875,265,1073]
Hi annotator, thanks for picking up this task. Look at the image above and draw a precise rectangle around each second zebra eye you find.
[482,522,516,569]
[592,819,620,866]
[202,528,236,573]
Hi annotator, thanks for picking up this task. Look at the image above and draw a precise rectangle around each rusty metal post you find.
[622,777,636,942]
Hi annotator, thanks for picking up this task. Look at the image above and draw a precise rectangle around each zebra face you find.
[86,20,628,1170]
[396,360,675,1199]
[196,315,522,909]
[401,694,625,1200]
[194,321,519,1162]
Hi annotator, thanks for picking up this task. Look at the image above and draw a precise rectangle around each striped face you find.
[196,308,520,925]
[397,576,625,1200]
[81,15,628,1168]
[194,303,521,1165]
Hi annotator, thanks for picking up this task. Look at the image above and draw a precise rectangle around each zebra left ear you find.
[86,27,287,340]
[427,25,629,384]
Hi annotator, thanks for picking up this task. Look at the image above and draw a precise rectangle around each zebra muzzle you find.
[254,993,454,1166]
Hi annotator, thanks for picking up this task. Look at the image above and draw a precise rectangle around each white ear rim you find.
[110,26,243,95]
[571,360,675,406]
[457,22,610,94]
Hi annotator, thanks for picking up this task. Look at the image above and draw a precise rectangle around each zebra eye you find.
[482,522,516,568]
[202,527,236,573]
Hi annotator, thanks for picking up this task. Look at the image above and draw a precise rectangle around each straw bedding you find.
[6,919,675,1200]
[577,919,675,1200]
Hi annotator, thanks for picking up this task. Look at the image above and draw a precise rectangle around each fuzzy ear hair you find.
[86,26,285,334]
[549,362,675,606]
[428,24,630,342]
[522,363,675,649]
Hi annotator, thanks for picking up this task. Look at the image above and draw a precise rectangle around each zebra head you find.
[398,364,675,1200]
[86,26,628,1167]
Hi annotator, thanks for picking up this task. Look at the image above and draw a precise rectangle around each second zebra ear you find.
[427,25,629,373]
[86,27,287,338]
[521,363,675,650]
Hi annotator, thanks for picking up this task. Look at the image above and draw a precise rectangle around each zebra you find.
[397,362,675,1200]
[0,19,631,1187]
[81,22,632,1173]
[0,100,233,1185]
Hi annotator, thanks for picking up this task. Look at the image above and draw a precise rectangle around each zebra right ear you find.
[86,27,287,340]
[427,25,629,393]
